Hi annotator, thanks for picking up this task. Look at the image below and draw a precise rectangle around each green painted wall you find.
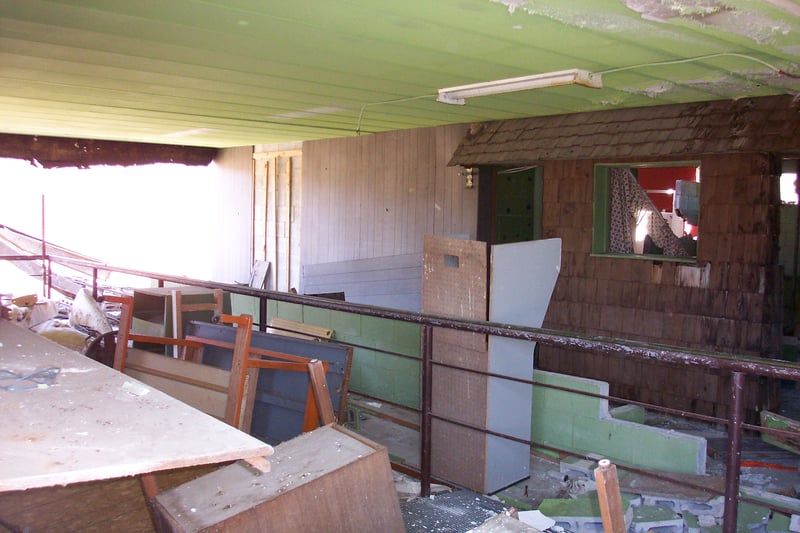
[232,295,421,408]
[531,371,706,475]
[232,295,706,474]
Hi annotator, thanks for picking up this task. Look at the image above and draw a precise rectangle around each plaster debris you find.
[517,510,555,530]
[630,504,684,533]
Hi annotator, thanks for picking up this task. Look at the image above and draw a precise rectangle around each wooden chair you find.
[106,295,253,429]
[107,295,337,533]
[107,295,335,432]
[171,288,224,360]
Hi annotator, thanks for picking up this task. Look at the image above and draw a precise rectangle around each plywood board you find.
[0,321,272,492]
[124,348,230,420]
[422,234,490,490]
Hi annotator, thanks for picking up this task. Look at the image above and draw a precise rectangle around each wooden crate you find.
[152,425,404,533]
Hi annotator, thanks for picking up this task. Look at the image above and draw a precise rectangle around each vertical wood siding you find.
[253,149,303,291]
[209,146,253,284]
[301,124,474,268]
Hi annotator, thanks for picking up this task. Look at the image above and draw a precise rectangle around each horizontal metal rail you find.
[5,251,800,532]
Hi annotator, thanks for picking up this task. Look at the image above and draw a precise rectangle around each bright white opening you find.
[781,172,798,204]
[634,209,651,254]
[0,157,217,289]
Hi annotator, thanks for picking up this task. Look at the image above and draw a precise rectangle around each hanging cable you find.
[356,94,435,135]
[597,52,785,76]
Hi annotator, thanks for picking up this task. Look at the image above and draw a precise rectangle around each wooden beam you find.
[595,459,626,533]
[0,133,217,168]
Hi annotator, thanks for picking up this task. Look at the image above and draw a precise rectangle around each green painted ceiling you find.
[0,0,798,148]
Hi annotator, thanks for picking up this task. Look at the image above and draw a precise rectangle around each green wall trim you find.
[532,370,706,475]
[233,295,705,473]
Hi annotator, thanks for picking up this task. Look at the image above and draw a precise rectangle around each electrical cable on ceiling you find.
[356,94,435,135]
[597,52,787,76]
[355,52,796,134]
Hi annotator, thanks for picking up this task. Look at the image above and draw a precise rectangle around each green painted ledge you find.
[532,370,707,475]
[231,294,706,474]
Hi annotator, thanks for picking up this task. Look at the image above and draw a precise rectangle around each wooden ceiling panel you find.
[0,0,797,147]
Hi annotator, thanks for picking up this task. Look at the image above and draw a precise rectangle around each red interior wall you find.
[638,166,697,212]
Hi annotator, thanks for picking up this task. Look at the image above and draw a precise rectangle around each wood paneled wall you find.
[209,146,254,284]
[538,153,783,419]
[254,148,302,291]
[301,124,474,269]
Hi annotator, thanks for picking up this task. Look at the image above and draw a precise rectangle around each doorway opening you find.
[477,165,542,245]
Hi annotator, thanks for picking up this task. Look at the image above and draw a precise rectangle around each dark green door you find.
[479,165,542,244]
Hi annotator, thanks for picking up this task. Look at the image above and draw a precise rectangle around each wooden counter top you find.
[0,320,272,492]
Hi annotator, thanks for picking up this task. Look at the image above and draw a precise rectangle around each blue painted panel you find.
[185,321,352,446]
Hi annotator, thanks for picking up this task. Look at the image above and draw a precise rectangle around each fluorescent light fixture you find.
[437,68,603,105]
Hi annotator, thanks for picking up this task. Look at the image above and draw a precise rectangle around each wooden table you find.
[0,320,273,492]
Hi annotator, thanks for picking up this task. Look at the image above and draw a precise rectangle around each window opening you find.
[594,164,699,258]
[781,171,798,204]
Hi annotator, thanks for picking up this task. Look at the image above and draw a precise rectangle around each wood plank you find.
[153,426,404,533]
[761,410,800,454]
[0,321,272,492]
[267,317,333,341]
[125,348,230,420]
[595,460,626,533]
[308,361,335,425]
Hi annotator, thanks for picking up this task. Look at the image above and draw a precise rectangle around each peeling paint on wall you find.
[625,0,730,22]
[619,73,778,99]
[624,0,799,45]
[490,0,530,15]
[489,0,683,36]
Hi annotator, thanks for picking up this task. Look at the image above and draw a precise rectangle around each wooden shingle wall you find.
[538,152,783,419]
[446,95,798,419]
[450,95,800,165]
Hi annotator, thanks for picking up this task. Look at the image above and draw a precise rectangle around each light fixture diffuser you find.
[437,68,603,105]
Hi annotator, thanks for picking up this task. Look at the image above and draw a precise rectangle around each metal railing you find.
[5,251,800,533]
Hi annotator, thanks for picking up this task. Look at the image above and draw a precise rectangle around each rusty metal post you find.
[41,194,47,298]
[259,295,268,331]
[420,324,433,497]
[723,371,745,533]
[45,257,52,299]
[92,267,99,300]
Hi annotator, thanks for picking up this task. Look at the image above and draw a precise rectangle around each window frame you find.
[591,161,700,263]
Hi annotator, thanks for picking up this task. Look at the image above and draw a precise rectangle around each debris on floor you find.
[469,509,541,532]
[400,490,510,533]
[394,471,451,501]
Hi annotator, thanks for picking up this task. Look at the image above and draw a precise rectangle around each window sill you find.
[590,252,697,264]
